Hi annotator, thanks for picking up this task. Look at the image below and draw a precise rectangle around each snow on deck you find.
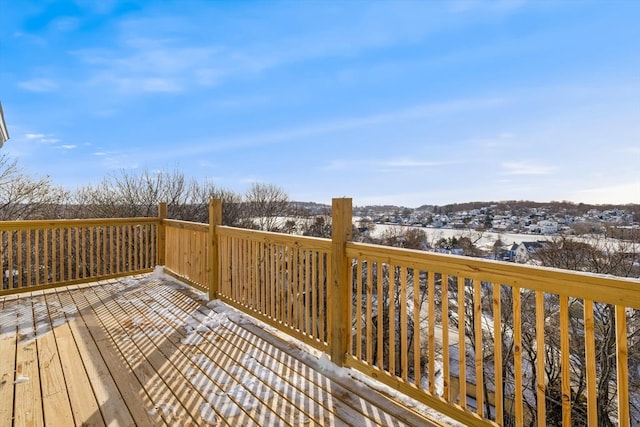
[0,271,458,426]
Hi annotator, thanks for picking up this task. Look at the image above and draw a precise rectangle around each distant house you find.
[537,220,558,234]
[515,241,545,263]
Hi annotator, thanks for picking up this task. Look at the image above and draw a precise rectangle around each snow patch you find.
[14,375,29,384]
[59,305,78,315]
[191,373,218,394]
[216,397,243,418]
[184,312,230,336]
[293,412,311,424]
[199,403,218,425]
[52,316,74,328]
[180,332,204,346]
[147,403,178,420]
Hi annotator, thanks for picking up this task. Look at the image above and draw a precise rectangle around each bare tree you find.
[73,168,244,224]
[0,154,68,220]
[243,183,290,231]
[378,226,428,250]
[533,235,640,426]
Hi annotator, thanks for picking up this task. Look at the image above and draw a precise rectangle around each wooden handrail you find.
[346,241,640,308]
[0,217,159,230]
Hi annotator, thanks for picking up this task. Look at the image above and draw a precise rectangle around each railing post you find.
[209,199,222,300]
[157,202,167,266]
[330,197,352,367]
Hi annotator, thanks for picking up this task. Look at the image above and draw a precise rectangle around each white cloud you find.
[323,160,349,171]
[383,159,445,168]
[23,133,60,144]
[18,78,59,92]
[60,145,77,150]
[73,39,220,94]
[25,133,45,139]
[502,161,555,175]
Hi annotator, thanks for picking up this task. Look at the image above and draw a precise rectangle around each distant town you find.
[356,201,638,234]
[292,200,640,268]
[296,200,639,234]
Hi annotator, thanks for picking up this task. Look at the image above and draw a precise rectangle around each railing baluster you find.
[311,250,317,340]
[53,228,59,282]
[323,250,329,344]
[286,245,292,327]
[494,283,503,425]
[615,305,630,426]
[583,299,597,427]
[90,226,95,276]
[0,230,3,288]
[17,230,23,287]
[356,258,363,359]
[34,229,40,286]
[260,241,266,317]
[377,261,384,370]
[304,249,311,336]
[400,265,408,382]
[8,231,14,288]
[67,227,73,281]
[255,239,260,312]
[270,243,276,320]
[389,264,396,377]
[74,227,80,280]
[457,276,466,408]
[473,278,484,418]
[275,243,281,321]
[43,228,49,284]
[366,259,374,365]
[559,295,571,426]
[514,287,524,426]
[26,229,32,286]
[535,291,546,427]
[428,270,436,395]
[292,244,298,329]
[413,266,421,388]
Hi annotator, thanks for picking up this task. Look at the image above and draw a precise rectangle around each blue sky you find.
[1,0,639,207]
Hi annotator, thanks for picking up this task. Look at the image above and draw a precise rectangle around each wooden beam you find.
[329,197,352,366]
[208,199,222,300]
[157,202,167,266]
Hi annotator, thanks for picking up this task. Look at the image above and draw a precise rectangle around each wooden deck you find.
[0,273,442,426]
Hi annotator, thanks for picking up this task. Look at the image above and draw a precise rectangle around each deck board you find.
[1,274,442,427]
[14,293,44,426]
[58,290,136,427]
[0,297,17,426]
[44,290,105,427]
[35,291,75,426]
[65,285,159,426]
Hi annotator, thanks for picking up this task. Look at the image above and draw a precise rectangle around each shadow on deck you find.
[0,273,451,426]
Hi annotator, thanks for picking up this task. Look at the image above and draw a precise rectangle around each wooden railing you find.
[0,218,158,295]
[2,198,639,426]
[345,241,639,426]
[216,226,333,352]
[163,219,209,293]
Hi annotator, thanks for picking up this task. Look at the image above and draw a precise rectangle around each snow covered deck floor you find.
[0,273,442,426]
